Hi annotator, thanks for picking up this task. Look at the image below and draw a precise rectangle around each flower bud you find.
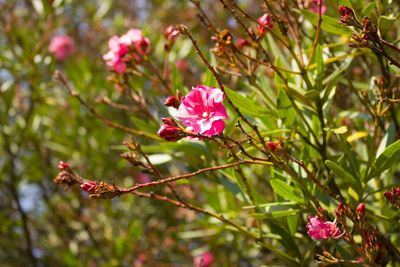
[257,13,274,37]
[356,203,366,218]
[164,96,180,108]
[266,141,281,151]
[335,203,344,216]
[157,124,184,141]
[58,160,70,171]
[194,252,214,267]
[338,6,361,28]
[164,26,180,51]
[384,186,400,208]
[81,181,97,193]
[235,38,250,49]
[164,26,179,41]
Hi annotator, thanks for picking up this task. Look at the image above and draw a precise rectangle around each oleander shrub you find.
[2,0,400,266]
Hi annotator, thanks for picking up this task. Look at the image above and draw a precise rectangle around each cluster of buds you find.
[384,186,400,208]
[210,30,236,67]
[360,228,387,264]
[81,181,121,199]
[157,118,186,142]
[164,25,180,51]
[54,161,81,188]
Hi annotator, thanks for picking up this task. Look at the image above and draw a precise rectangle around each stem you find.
[120,159,272,193]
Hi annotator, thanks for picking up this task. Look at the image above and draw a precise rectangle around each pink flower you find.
[175,85,228,136]
[306,216,342,240]
[256,13,274,36]
[103,29,150,73]
[49,35,75,60]
[103,36,128,73]
[309,0,327,14]
[81,181,97,193]
[194,252,214,267]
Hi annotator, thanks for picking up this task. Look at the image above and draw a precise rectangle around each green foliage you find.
[1,0,400,266]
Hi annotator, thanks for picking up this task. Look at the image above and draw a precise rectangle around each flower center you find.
[202,111,210,118]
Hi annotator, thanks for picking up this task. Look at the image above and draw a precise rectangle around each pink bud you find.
[58,161,70,171]
[266,141,279,151]
[339,5,353,16]
[157,124,183,141]
[338,6,358,26]
[81,181,97,193]
[256,13,274,37]
[235,38,250,49]
[164,26,179,41]
[164,96,180,108]
[356,203,366,216]
[194,252,214,267]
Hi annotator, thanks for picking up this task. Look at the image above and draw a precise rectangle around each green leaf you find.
[270,178,305,203]
[277,89,296,126]
[224,87,272,117]
[368,139,400,179]
[171,64,183,92]
[300,10,353,36]
[338,0,352,7]
[378,15,398,33]
[325,160,360,191]
[362,2,376,17]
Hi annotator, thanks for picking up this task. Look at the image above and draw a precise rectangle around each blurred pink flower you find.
[175,85,228,136]
[136,173,151,184]
[309,0,326,14]
[49,35,75,60]
[120,28,150,55]
[194,252,214,267]
[103,29,150,73]
[256,13,273,36]
[306,216,342,240]
[175,59,189,72]
[103,36,128,73]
